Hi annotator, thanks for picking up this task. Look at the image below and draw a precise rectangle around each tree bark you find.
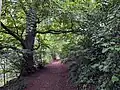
[20,8,37,76]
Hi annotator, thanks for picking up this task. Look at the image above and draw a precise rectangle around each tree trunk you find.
[20,8,37,76]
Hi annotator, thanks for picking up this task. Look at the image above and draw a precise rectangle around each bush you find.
[66,1,120,90]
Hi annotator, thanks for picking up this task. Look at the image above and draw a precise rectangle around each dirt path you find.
[24,61,77,90]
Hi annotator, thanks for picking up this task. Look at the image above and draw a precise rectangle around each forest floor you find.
[24,61,77,90]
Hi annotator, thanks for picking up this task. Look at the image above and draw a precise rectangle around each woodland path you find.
[24,61,77,90]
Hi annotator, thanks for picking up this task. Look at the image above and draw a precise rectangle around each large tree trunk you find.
[20,8,37,76]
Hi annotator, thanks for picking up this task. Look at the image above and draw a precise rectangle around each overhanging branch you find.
[36,29,80,34]
[1,22,25,48]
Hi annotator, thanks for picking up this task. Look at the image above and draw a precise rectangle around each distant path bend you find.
[24,61,77,90]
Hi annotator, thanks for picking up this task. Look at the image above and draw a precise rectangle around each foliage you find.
[64,1,120,90]
[0,0,120,89]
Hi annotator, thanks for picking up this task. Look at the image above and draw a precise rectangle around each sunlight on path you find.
[51,61,61,65]
[24,61,77,90]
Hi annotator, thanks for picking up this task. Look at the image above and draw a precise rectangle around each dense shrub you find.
[66,1,120,90]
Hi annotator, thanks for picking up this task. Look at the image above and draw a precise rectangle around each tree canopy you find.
[0,0,120,90]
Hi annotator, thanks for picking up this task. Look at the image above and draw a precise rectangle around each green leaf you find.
[111,75,119,83]
[115,47,120,51]
[102,48,109,53]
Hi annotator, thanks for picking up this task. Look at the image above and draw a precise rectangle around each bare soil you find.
[24,61,77,90]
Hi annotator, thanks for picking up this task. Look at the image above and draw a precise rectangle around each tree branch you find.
[1,22,25,48]
[0,30,8,34]
[36,29,80,34]
[9,11,19,35]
